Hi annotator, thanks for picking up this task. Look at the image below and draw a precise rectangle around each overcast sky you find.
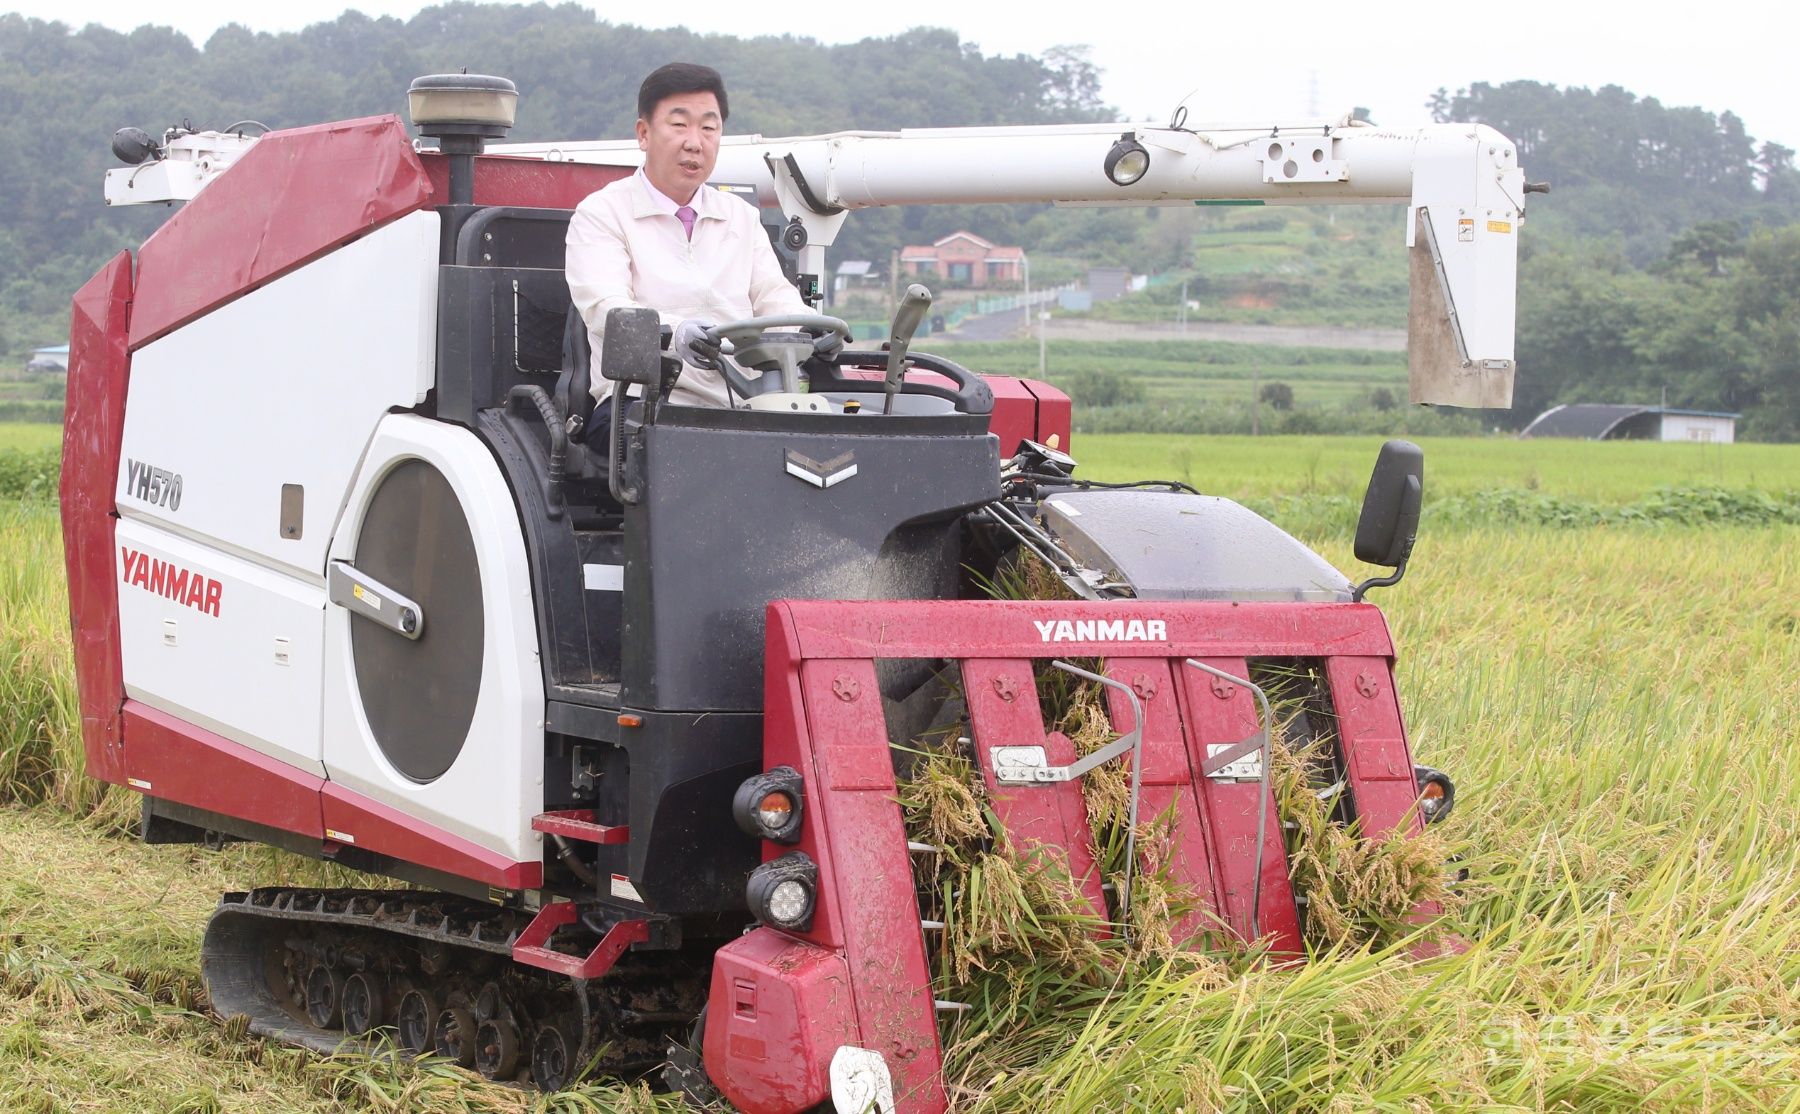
[10,0,1794,153]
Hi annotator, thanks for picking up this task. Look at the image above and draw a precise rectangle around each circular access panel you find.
[350,458,484,782]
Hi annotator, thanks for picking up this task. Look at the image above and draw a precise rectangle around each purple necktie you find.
[676,205,697,241]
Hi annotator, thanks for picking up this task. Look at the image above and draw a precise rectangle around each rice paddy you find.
[3,433,1799,1111]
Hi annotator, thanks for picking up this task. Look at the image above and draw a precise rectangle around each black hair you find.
[637,63,729,123]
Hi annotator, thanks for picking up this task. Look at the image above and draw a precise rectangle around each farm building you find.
[1520,404,1739,443]
[27,344,69,374]
[900,231,1024,287]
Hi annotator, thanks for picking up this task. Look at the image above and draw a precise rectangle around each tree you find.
[1039,45,1111,123]
[1666,220,1743,276]
[1062,368,1146,408]
[1258,382,1294,411]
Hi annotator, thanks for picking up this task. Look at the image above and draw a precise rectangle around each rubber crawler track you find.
[202,888,705,1087]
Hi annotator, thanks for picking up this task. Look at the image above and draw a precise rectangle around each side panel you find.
[115,519,326,775]
[123,701,325,838]
[61,252,134,785]
[1021,378,1072,451]
[119,212,441,583]
[320,415,546,864]
[984,376,1040,458]
[705,930,858,1114]
[418,152,629,208]
[129,115,433,349]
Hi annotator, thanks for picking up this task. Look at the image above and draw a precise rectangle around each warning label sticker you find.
[1487,220,1513,234]
[610,874,644,903]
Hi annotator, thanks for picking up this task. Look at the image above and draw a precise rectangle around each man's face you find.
[637,90,722,204]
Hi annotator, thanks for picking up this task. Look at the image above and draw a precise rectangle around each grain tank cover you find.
[1040,490,1352,602]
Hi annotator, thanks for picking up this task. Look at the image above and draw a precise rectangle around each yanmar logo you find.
[120,546,222,617]
[1033,618,1168,643]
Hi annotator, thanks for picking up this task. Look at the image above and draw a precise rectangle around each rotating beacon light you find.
[407,73,518,205]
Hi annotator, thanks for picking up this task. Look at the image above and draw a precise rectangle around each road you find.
[939,311,1405,351]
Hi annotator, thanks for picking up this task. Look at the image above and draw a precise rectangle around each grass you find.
[0,422,62,451]
[1072,433,1800,501]
[4,443,1800,1109]
[930,338,1408,413]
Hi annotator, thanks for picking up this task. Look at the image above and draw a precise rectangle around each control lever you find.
[883,284,933,414]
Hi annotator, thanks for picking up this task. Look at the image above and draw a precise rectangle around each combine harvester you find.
[62,74,1526,1112]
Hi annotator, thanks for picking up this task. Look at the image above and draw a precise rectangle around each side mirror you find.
[1351,439,1423,600]
[599,306,663,386]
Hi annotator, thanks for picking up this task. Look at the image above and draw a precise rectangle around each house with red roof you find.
[899,231,1024,287]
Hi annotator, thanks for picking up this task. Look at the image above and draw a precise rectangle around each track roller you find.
[531,1021,577,1091]
[396,987,439,1054]
[304,963,343,1029]
[436,1005,478,1067]
[342,972,386,1036]
[476,1017,522,1080]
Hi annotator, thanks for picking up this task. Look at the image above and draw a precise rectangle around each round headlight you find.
[747,851,819,931]
[1104,134,1150,187]
[767,879,812,925]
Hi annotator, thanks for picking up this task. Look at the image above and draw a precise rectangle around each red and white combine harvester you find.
[63,75,1524,1112]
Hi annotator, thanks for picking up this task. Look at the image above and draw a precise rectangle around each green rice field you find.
[3,432,1799,1111]
[1075,433,1793,500]
[934,340,1407,409]
[0,422,62,452]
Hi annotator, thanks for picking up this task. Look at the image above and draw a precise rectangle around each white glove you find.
[673,318,721,370]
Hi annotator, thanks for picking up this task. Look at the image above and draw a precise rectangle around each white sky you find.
[9,0,1794,153]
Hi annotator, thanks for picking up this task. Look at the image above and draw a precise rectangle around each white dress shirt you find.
[566,168,810,409]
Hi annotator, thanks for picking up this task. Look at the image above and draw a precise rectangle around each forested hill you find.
[1435,82,1800,436]
[1433,82,1800,263]
[3,8,1798,436]
[0,3,1111,357]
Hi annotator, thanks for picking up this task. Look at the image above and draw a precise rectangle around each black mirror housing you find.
[599,307,663,386]
[1354,439,1424,567]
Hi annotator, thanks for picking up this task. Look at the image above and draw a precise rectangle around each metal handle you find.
[883,284,932,414]
[987,660,1146,939]
[329,562,423,640]
[1182,659,1273,941]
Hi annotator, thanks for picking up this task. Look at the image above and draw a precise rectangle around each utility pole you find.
[1022,254,1032,340]
[1039,309,1050,379]
[1179,279,1188,334]
[1251,363,1261,437]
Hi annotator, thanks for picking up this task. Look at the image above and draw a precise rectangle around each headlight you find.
[747,852,818,931]
[1104,133,1150,186]
[733,766,805,844]
[1414,765,1455,824]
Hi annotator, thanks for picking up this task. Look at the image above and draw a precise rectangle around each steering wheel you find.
[705,313,850,403]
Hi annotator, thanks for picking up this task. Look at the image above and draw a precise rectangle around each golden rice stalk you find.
[1269,730,1458,951]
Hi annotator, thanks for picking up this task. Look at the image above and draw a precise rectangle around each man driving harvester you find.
[565,62,843,415]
